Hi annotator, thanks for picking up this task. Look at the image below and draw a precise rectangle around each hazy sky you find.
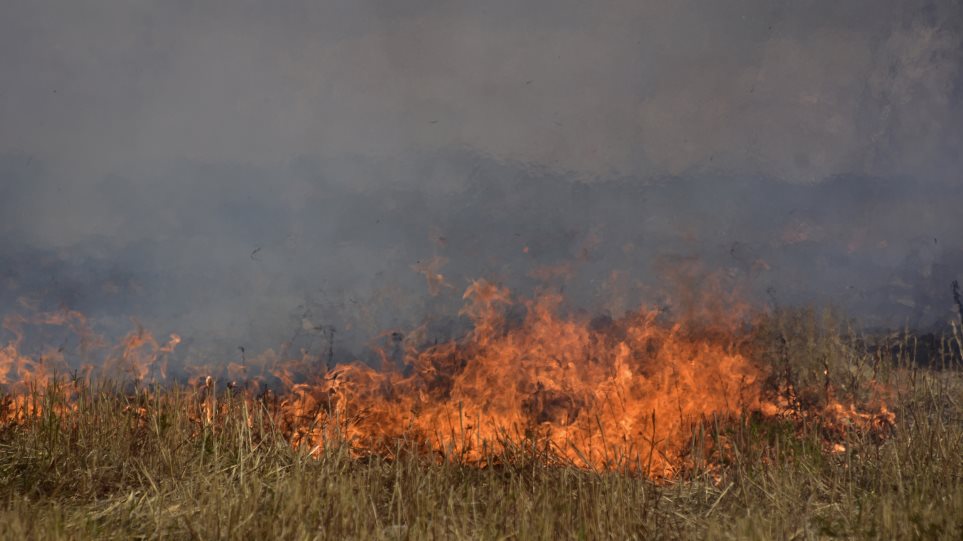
[1,1,962,363]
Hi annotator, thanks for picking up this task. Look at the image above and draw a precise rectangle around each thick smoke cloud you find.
[1,1,962,365]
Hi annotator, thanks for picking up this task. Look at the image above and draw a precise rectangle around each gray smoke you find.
[1,1,961,366]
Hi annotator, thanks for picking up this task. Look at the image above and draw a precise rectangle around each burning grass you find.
[0,290,961,539]
[271,283,896,478]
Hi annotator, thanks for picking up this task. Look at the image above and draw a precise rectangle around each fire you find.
[279,280,769,476]
[0,283,896,478]
[0,308,180,423]
[108,325,181,382]
[0,308,92,388]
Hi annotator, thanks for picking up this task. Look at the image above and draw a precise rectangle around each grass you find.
[0,310,961,540]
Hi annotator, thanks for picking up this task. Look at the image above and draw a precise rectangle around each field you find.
[1,309,961,540]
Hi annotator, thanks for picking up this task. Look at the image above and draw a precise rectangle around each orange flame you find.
[0,283,895,477]
[280,281,771,475]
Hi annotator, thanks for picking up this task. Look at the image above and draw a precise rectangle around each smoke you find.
[1,1,962,364]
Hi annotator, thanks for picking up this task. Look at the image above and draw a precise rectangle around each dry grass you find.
[0,310,961,540]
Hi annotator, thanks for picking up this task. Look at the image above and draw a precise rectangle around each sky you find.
[1,1,962,365]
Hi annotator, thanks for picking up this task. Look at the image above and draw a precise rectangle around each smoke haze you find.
[1,1,962,364]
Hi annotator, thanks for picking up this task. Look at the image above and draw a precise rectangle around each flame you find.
[278,281,770,475]
[412,256,452,296]
[107,323,180,382]
[0,283,896,478]
[0,308,94,389]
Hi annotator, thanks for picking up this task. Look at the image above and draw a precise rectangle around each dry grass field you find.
[0,309,961,540]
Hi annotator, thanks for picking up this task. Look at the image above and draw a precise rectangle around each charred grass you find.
[0,310,961,540]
